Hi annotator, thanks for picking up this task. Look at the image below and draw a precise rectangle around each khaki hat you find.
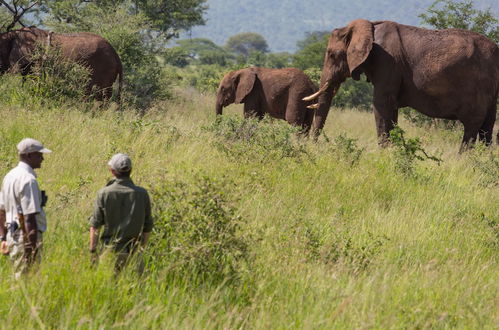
[17,138,52,154]
[108,153,132,173]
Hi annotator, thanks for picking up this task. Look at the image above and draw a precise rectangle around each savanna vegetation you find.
[0,0,497,328]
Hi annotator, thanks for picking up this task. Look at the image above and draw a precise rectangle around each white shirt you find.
[0,162,47,232]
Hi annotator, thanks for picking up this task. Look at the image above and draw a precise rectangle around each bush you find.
[43,4,175,109]
[204,116,311,163]
[389,126,442,176]
[328,133,364,166]
[148,173,250,283]
[304,223,389,274]
[0,46,91,107]
[468,146,499,188]
[29,46,91,101]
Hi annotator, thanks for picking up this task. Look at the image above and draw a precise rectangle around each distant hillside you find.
[184,0,499,52]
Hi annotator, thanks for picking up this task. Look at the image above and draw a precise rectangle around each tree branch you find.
[0,0,39,31]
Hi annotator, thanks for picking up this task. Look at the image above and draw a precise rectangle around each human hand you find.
[1,241,9,255]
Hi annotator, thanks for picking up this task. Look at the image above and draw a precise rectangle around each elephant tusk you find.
[302,80,331,101]
[307,103,319,109]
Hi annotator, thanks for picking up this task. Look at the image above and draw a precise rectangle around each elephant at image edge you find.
[305,19,499,150]
[0,27,122,100]
[216,67,317,133]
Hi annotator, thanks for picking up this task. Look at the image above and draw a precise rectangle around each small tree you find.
[419,0,498,43]
[167,38,232,67]
[293,31,329,70]
[225,32,269,58]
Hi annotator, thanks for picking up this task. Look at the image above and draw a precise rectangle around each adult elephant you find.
[0,27,122,101]
[216,67,317,134]
[304,19,499,150]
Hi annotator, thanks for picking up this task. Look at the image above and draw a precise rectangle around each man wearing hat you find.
[0,138,52,277]
[89,153,153,272]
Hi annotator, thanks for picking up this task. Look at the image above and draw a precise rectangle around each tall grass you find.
[0,84,497,328]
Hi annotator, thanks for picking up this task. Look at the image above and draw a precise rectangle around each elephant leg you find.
[284,101,308,132]
[478,105,496,146]
[243,99,263,120]
[460,118,482,152]
[372,93,398,147]
[301,107,314,136]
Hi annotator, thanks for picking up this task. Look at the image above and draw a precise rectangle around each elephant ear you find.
[235,69,256,104]
[346,19,374,80]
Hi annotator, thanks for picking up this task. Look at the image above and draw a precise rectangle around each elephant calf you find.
[215,67,317,134]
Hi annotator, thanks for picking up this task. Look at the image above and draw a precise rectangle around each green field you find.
[0,88,497,328]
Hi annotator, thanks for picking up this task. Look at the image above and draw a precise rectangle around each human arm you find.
[23,213,38,261]
[89,226,99,252]
[89,192,105,252]
[0,209,7,255]
[141,191,153,247]
[19,180,41,260]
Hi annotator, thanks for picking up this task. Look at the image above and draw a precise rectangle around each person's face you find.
[26,152,44,169]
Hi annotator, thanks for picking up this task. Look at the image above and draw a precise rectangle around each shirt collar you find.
[18,161,37,178]
[115,177,134,185]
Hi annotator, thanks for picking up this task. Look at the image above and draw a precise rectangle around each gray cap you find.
[108,153,132,173]
[17,138,52,154]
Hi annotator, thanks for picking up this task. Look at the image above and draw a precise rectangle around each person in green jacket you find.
[89,153,153,273]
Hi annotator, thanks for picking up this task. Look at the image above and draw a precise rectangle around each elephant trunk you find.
[310,82,339,136]
[216,101,223,116]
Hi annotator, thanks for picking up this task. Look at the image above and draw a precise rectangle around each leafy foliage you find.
[40,2,176,107]
[225,32,269,57]
[419,0,498,43]
[39,0,208,42]
[165,38,233,67]
[329,133,365,166]
[293,31,329,70]
[468,146,499,187]
[0,45,91,106]
[204,116,310,163]
[304,224,390,274]
[148,173,250,283]
[389,126,442,176]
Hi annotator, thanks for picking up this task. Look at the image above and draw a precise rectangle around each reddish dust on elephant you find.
[0,27,122,101]
[305,19,499,150]
[216,67,317,134]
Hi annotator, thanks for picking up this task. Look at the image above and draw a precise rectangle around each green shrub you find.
[0,46,91,107]
[148,173,250,283]
[330,133,364,166]
[389,126,442,176]
[204,116,310,163]
[468,146,499,188]
[29,46,92,101]
[304,223,389,274]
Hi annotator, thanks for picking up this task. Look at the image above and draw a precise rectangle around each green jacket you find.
[90,177,153,251]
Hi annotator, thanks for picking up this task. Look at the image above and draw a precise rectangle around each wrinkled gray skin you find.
[216,67,317,134]
[0,27,122,101]
[308,19,499,151]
